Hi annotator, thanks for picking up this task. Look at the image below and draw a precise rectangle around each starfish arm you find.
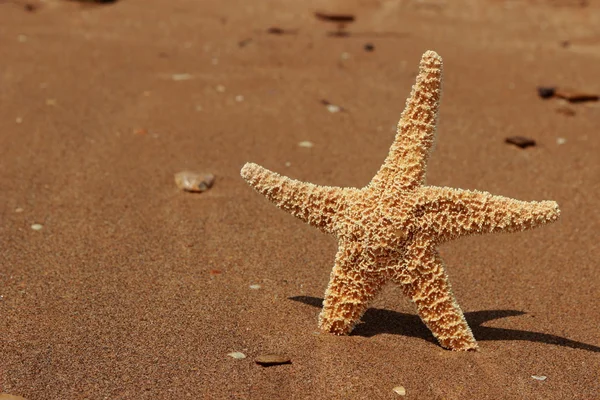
[392,242,478,351]
[369,50,443,191]
[416,187,560,241]
[240,162,346,234]
[319,241,387,335]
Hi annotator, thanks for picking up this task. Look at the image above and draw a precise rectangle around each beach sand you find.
[0,0,599,398]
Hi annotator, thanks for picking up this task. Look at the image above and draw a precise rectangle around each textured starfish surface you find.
[240,50,560,351]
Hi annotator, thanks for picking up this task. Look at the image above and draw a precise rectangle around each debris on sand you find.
[537,86,598,103]
[298,141,314,148]
[174,171,215,193]
[314,12,355,24]
[554,88,599,103]
[537,87,555,99]
[266,27,297,35]
[392,386,406,396]
[255,354,292,367]
[505,136,536,149]
[227,352,246,359]
[320,99,344,113]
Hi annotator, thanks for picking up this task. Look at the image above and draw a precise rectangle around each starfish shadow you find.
[289,296,600,352]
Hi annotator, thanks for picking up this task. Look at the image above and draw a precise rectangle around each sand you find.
[0,0,599,399]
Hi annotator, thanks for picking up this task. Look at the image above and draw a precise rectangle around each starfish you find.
[240,50,560,351]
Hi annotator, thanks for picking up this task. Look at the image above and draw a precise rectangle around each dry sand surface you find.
[1,0,599,399]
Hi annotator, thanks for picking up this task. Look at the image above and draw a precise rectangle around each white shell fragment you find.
[249,284,261,290]
[31,224,43,231]
[392,386,406,396]
[171,73,193,81]
[531,375,547,381]
[174,171,215,193]
[298,141,314,148]
[326,104,341,113]
[227,352,247,359]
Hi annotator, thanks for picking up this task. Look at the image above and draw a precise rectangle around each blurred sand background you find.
[0,0,599,398]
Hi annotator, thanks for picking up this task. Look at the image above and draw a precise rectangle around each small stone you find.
[235,95,244,102]
[24,3,37,12]
[249,284,261,290]
[209,269,222,275]
[392,386,406,396]
[537,87,555,99]
[31,224,43,231]
[326,104,341,113]
[172,73,192,81]
[174,171,215,193]
[255,354,292,367]
[340,52,350,60]
[364,43,375,52]
[227,352,246,359]
[505,136,536,149]
[16,117,23,124]
[298,141,314,148]
[266,27,285,35]
[556,137,567,145]
[133,128,147,135]
[531,375,547,381]
[216,85,226,93]
[285,161,291,167]
[15,207,24,213]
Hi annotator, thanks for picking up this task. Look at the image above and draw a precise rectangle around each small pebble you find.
[392,386,406,396]
[255,354,292,367]
[326,104,341,113]
[235,95,244,102]
[15,207,24,213]
[505,136,536,149]
[16,117,23,124]
[298,141,314,148]
[31,224,43,231]
[216,85,226,93]
[249,284,261,290]
[227,352,247,359]
[531,375,547,381]
[266,27,285,35]
[174,171,215,193]
[537,87,555,99]
[171,73,192,81]
[340,52,350,60]
[556,137,567,145]
[364,43,375,52]
[284,161,291,167]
